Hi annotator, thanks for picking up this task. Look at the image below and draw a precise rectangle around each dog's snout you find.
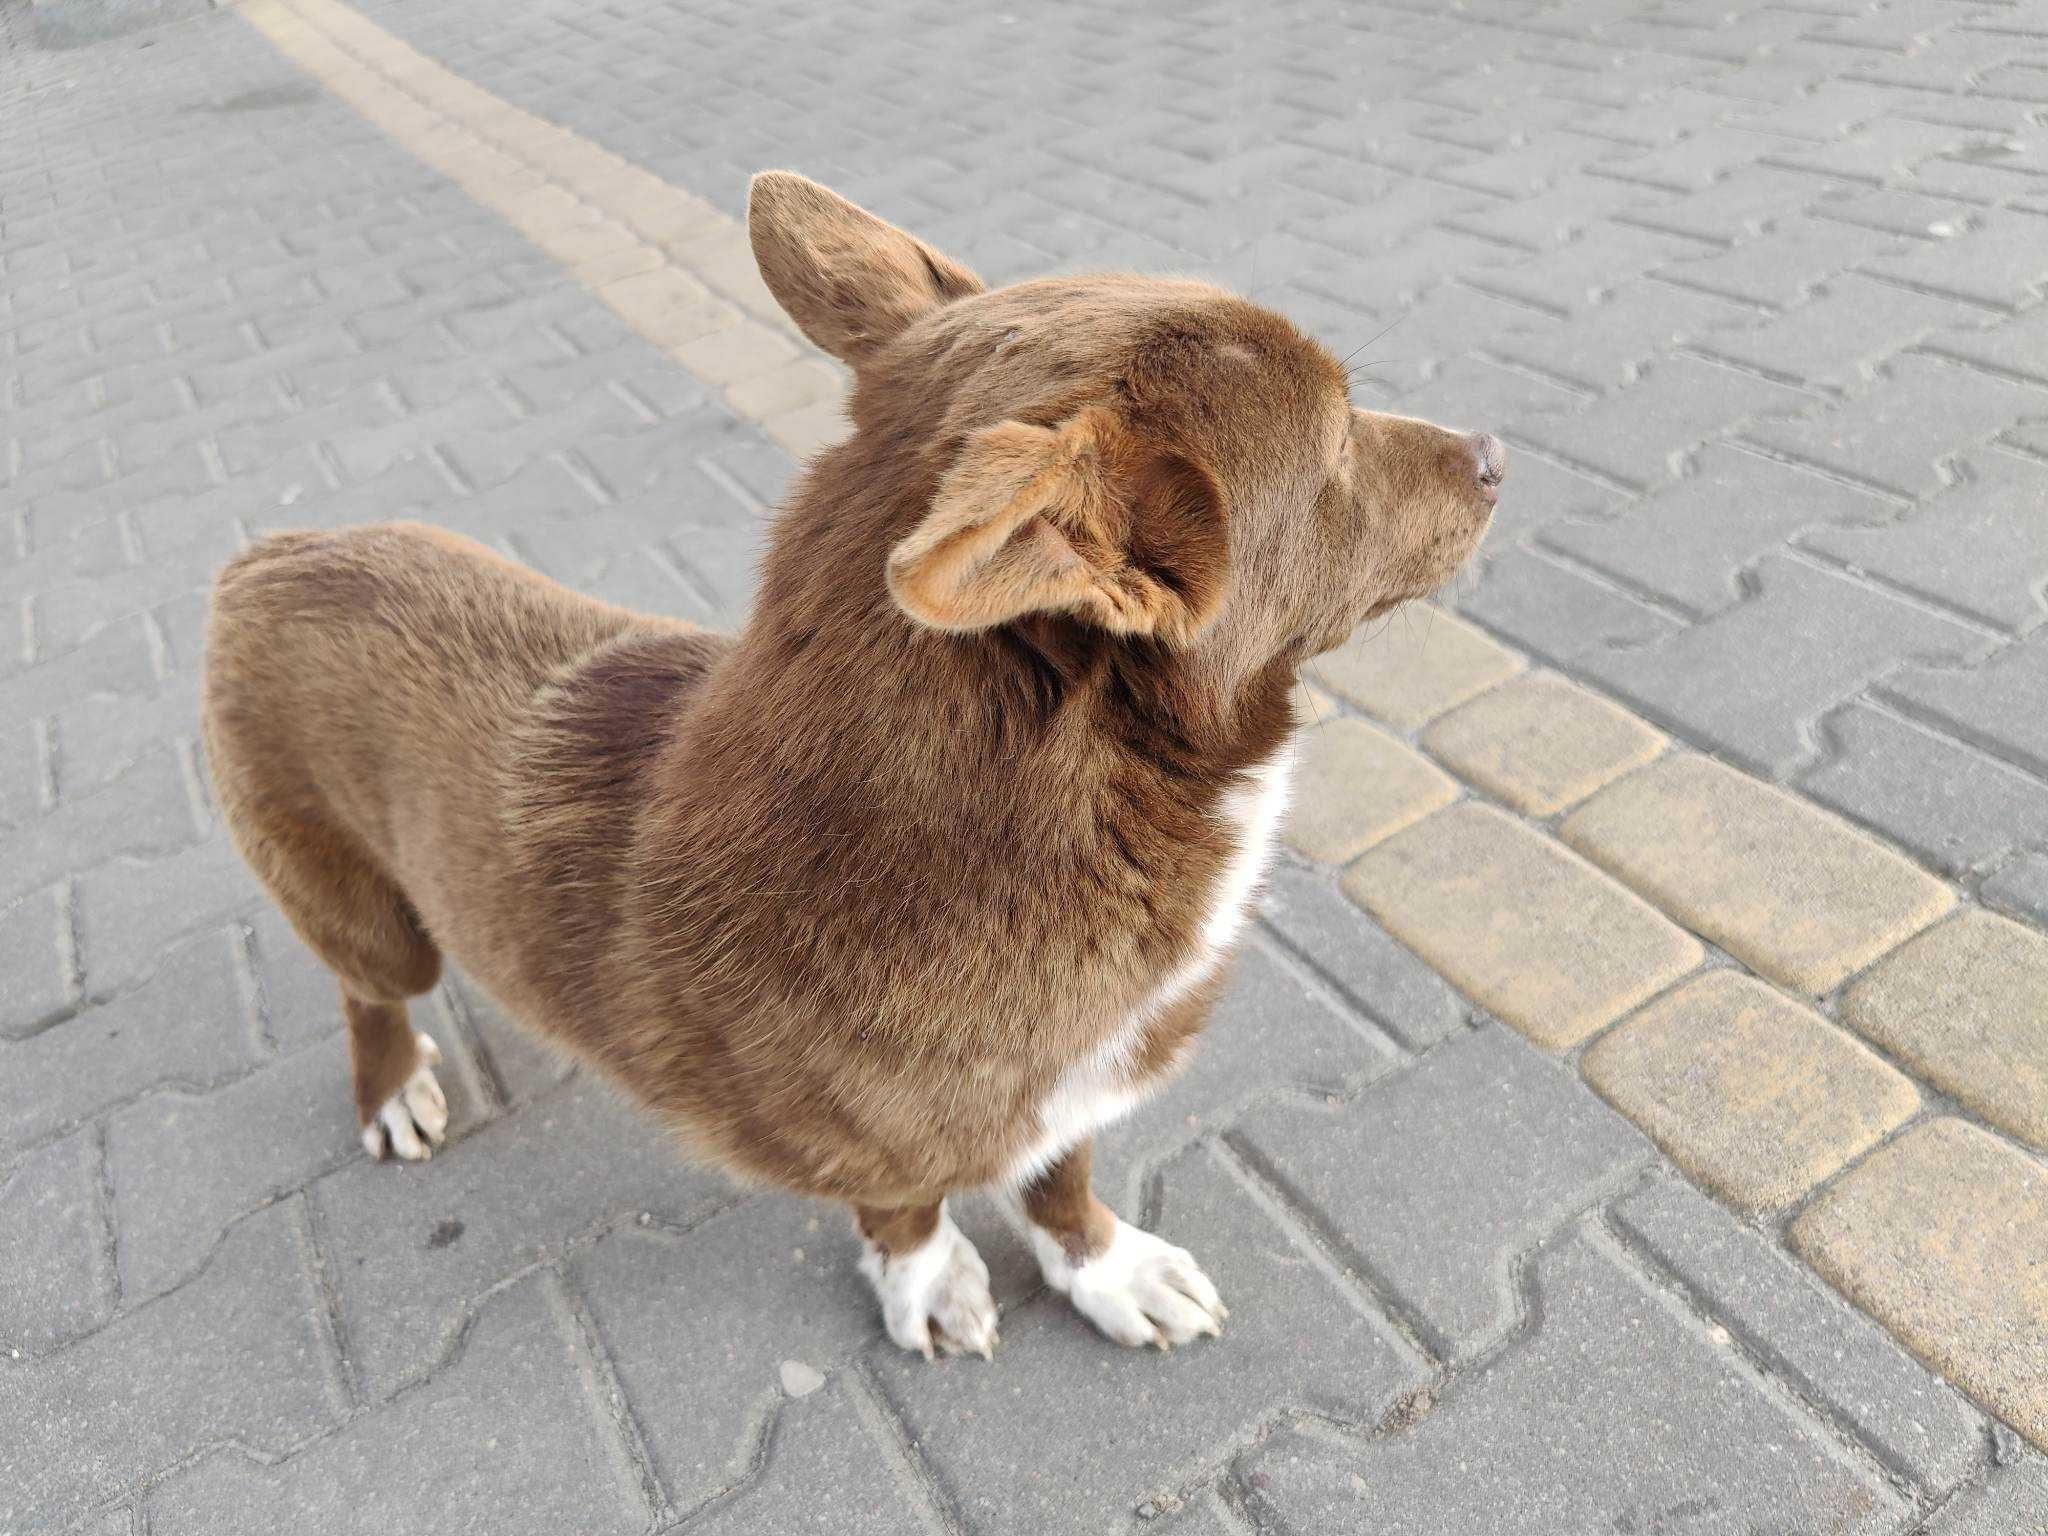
[1468,433,1507,500]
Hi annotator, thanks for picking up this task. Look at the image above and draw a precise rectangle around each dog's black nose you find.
[1468,433,1507,500]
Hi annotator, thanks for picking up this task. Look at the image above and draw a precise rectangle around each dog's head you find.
[748,171,1500,682]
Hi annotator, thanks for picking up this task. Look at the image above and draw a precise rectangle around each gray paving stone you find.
[1801,450,2048,633]
[310,1072,733,1401]
[0,615,158,724]
[0,926,254,1158]
[1927,305,2048,387]
[1863,206,2048,308]
[0,718,41,828]
[1666,222,1920,315]
[870,1143,1427,1536]
[146,1270,649,1536]
[47,672,201,798]
[1885,629,2048,778]
[681,1377,938,1536]
[1801,703,2048,877]
[1093,937,1393,1208]
[0,1128,114,1354]
[1518,354,1817,489]
[107,1035,367,1301]
[1258,858,1467,1052]
[1926,1454,2048,1534]
[1697,273,1985,388]
[70,833,263,997]
[1454,540,1684,665]
[1488,279,1761,391]
[1,747,198,907]
[1233,1026,1649,1359]
[1237,1225,1906,1536]
[1572,554,1990,776]
[1743,354,2048,498]
[572,1193,892,1513]
[0,1200,339,1534]
[1610,1170,1983,1492]
[1983,852,2048,928]
[0,884,76,1040]
[1543,444,1895,617]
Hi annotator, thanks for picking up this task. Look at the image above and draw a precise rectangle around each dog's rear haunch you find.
[202,172,1501,1358]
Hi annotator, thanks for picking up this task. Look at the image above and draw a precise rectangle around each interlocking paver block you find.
[1234,1027,1648,1356]
[1927,1455,2048,1534]
[147,1271,649,1535]
[1239,1227,1902,1534]
[1791,1119,2048,1452]
[1569,554,1989,778]
[0,1129,115,1353]
[1800,702,2048,879]
[682,1378,937,1536]
[0,1202,339,1533]
[573,1195,897,1513]
[311,1073,733,1399]
[1259,860,1467,1052]
[1420,670,1664,816]
[869,1144,1427,1536]
[1562,753,1955,995]
[1582,971,1918,1214]
[1310,606,1523,731]
[1886,630,2048,781]
[1541,443,1893,619]
[1283,716,1458,863]
[597,266,738,350]
[1345,803,1703,1050]
[1612,1171,1984,1492]
[1841,911,2048,1154]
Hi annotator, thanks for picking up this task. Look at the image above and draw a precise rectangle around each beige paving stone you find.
[573,242,665,290]
[671,320,798,387]
[1841,910,2048,1153]
[1582,971,1918,1215]
[1284,718,1459,864]
[500,184,599,239]
[724,359,843,422]
[759,398,850,459]
[674,226,791,331]
[1791,1118,2048,1450]
[1344,802,1703,1049]
[1562,754,1954,996]
[1311,606,1524,730]
[525,217,640,270]
[598,267,738,351]
[1422,671,1666,816]
[619,187,729,250]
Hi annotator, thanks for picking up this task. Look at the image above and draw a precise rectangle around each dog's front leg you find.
[855,1199,999,1359]
[1019,1141,1227,1349]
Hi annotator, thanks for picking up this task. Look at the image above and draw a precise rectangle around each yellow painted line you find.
[239,0,846,458]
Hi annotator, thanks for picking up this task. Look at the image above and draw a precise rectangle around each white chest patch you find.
[1001,742,1296,1187]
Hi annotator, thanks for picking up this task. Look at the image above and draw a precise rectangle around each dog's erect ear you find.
[886,407,1229,644]
[748,171,983,366]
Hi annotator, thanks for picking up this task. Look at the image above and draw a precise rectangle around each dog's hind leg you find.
[345,994,448,1161]
[218,783,449,1160]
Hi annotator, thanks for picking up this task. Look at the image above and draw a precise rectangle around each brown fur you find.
[202,173,1496,1339]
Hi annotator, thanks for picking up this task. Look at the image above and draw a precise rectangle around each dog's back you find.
[202,522,726,1046]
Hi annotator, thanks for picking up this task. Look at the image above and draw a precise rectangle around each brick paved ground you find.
[3,0,2047,1530]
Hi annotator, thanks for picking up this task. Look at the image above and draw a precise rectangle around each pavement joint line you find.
[218,0,2048,1458]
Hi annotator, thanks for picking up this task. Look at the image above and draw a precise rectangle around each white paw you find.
[360,1033,448,1162]
[1031,1219,1227,1350]
[858,1204,1000,1360]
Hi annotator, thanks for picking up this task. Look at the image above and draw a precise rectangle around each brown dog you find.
[201,171,1501,1357]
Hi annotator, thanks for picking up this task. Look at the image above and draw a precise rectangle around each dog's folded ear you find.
[748,171,983,366]
[886,407,1229,644]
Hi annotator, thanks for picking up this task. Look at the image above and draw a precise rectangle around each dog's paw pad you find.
[860,1207,999,1361]
[1060,1222,1226,1350]
[361,1033,448,1163]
